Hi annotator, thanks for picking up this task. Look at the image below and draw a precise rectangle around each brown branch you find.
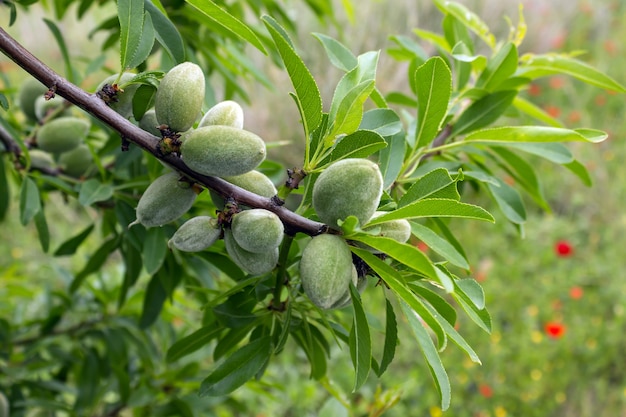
[0,27,326,236]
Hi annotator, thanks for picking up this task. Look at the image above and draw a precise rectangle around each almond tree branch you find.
[0,27,326,236]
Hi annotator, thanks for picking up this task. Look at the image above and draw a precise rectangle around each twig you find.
[0,27,326,236]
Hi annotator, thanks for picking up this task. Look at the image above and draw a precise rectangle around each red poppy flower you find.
[554,240,573,257]
[569,286,584,300]
[545,322,566,339]
[479,384,493,398]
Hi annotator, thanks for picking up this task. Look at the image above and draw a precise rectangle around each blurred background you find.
[1,0,625,416]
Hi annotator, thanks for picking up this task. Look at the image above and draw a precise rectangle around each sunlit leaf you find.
[464,126,607,143]
[117,0,145,70]
[144,0,185,63]
[476,42,518,91]
[312,32,357,71]
[414,57,452,149]
[410,222,469,269]
[368,198,495,225]
[399,168,460,207]
[451,90,517,137]
[19,176,41,226]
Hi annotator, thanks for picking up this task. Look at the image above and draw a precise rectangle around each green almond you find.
[37,116,90,154]
[168,216,221,252]
[231,209,284,253]
[155,62,205,132]
[199,100,244,129]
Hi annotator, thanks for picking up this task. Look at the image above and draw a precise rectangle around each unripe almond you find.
[231,209,284,253]
[37,116,90,153]
[199,100,244,129]
[19,78,48,121]
[359,212,412,251]
[28,149,56,171]
[131,171,197,228]
[155,62,205,132]
[139,109,162,136]
[180,125,266,177]
[300,234,354,310]
[312,158,383,229]
[211,170,277,209]
[224,229,279,275]
[168,216,221,252]
[34,95,69,121]
[327,267,370,310]
[58,144,93,177]
[97,72,140,119]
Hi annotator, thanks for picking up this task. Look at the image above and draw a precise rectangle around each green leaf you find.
[324,129,386,164]
[119,237,142,309]
[329,51,379,123]
[376,298,397,377]
[292,322,328,380]
[379,131,406,189]
[415,57,452,149]
[186,0,266,54]
[456,279,485,310]
[400,301,451,411]
[368,198,495,225]
[144,0,185,63]
[199,336,272,397]
[0,93,8,110]
[19,176,41,226]
[167,325,223,363]
[117,0,145,70]
[54,225,94,256]
[74,347,100,412]
[359,108,402,137]
[312,32,357,71]
[125,11,155,69]
[564,159,592,187]
[34,209,50,253]
[350,235,439,283]
[0,156,10,221]
[495,142,572,164]
[410,222,469,269]
[408,283,457,325]
[142,227,167,275]
[78,179,114,206]
[433,0,495,49]
[399,168,460,207]
[262,16,322,138]
[464,126,607,143]
[43,18,74,82]
[488,178,526,224]
[349,284,371,391]
[451,90,517,137]
[518,54,626,93]
[513,96,564,128]
[70,236,120,292]
[328,80,376,139]
[139,272,167,329]
[476,42,518,91]
[451,275,492,333]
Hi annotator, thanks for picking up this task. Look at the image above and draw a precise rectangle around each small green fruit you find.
[359,212,412,252]
[155,62,205,132]
[131,171,197,228]
[300,234,354,310]
[211,170,277,209]
[199,100,244,129]
[327,267,370,310]
[224,229,278,275]
[168,216,221,252]
[231,209,284,253]
[180,125,266,177]
[19,78,48,121]
[97,72,140,119]
[312,158,383,229]
[58,144,93,177]
[28,149,56,171]
[139,109,162,136]
[34,95,69,121]
[37,116,90,153]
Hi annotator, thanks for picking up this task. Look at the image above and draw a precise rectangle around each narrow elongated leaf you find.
[564,159,592,187]
[513,96,564,128]
[70,236,120,292]
[54,225,94,256]
[350,248,447,350]
[263,16,322,138]
[118,0,145,70]
[456,279,485,310]
[328,80,376,139]
[488,178,526,224]
[75,348,100,412]
[142,227,167,275]
[144,0,185,63]
[368,198,494,225]
[477,42,518,91]
[78,179,114,206]
[408,283,457,325]
[312,32,357,71]
[125,11,155,69]
[376,298,397,377]
[433,0,495,49]
[199,337,272,397]
[464,126,607,143]
[324,129,386,164]
[349,284,371,391]
[187,0,266,53]
[496,142,572,164]
[0,156,10,221]
[410,222,469,269]
[518,54,626,93]
[19,177,41,225]
[400,301,451,411]
[292,323,328,379]
[329,51,379,121]
[43,19,74,82]
[451,275,492,333]
[399,168,459,207]
[379,131,406,189]
[139,272,167,328]
[167,325,223,362]
[34,209,50,253]
[451,90,517,136]
[118,237,142,309]
[349,235,439,283]
[359,108,402,137]
[415,57,452,149]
